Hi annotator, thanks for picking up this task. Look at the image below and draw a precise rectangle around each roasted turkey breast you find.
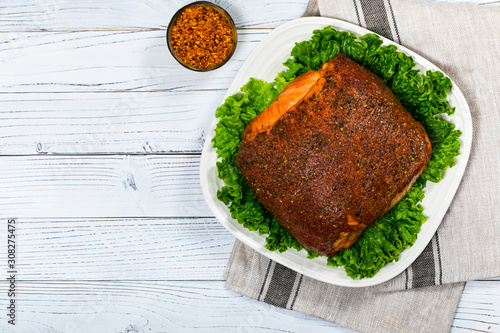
[236,53,432,257]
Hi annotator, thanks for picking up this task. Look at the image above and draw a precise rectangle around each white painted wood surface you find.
[0,1,498,332]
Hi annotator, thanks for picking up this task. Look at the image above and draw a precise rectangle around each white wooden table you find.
[0,1,498,332]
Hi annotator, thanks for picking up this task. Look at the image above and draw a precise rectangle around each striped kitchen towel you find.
[224,1,500,332]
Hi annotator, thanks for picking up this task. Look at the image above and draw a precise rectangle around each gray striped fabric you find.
[225,1,500,332]
[225,240,465,333]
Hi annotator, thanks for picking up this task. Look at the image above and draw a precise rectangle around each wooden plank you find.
[0,280,347,332]
[0,155,214,218]
[0,0,309,31]
[454,280,500,332]
[2,218,233,280]
[0,0,491,33]
[0,29,271,93]
[0,29,275,154]
[0,280,497,332]
[0,90,219,154]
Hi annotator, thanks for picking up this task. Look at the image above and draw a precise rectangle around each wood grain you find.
[0,29,269,93]
[455,281,500,332]
[0,90,217,154]
[0,29,274,155]
[0,0,492,33]
[0,280,348,333]
[3,218,233,280]
[0,155,214,218]
[0,280,497,332]
[0,0,309,31]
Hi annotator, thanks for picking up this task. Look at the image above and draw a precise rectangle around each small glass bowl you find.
[167,1,238,72]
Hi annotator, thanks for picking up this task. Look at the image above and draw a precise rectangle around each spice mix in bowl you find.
[167,1,237,71]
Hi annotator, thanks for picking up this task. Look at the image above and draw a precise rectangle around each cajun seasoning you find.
[169,3,236,70]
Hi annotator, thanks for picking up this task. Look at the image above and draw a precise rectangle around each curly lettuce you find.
[212,26,461,279]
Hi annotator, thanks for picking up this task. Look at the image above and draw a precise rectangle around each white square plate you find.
[200,17,472,287]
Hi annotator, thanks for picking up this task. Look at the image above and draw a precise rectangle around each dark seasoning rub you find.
[236,53,432,257]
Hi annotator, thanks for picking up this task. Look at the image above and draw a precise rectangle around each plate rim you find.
[200,16,472,287]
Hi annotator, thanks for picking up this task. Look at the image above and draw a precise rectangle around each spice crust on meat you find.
[236,53,432,257]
